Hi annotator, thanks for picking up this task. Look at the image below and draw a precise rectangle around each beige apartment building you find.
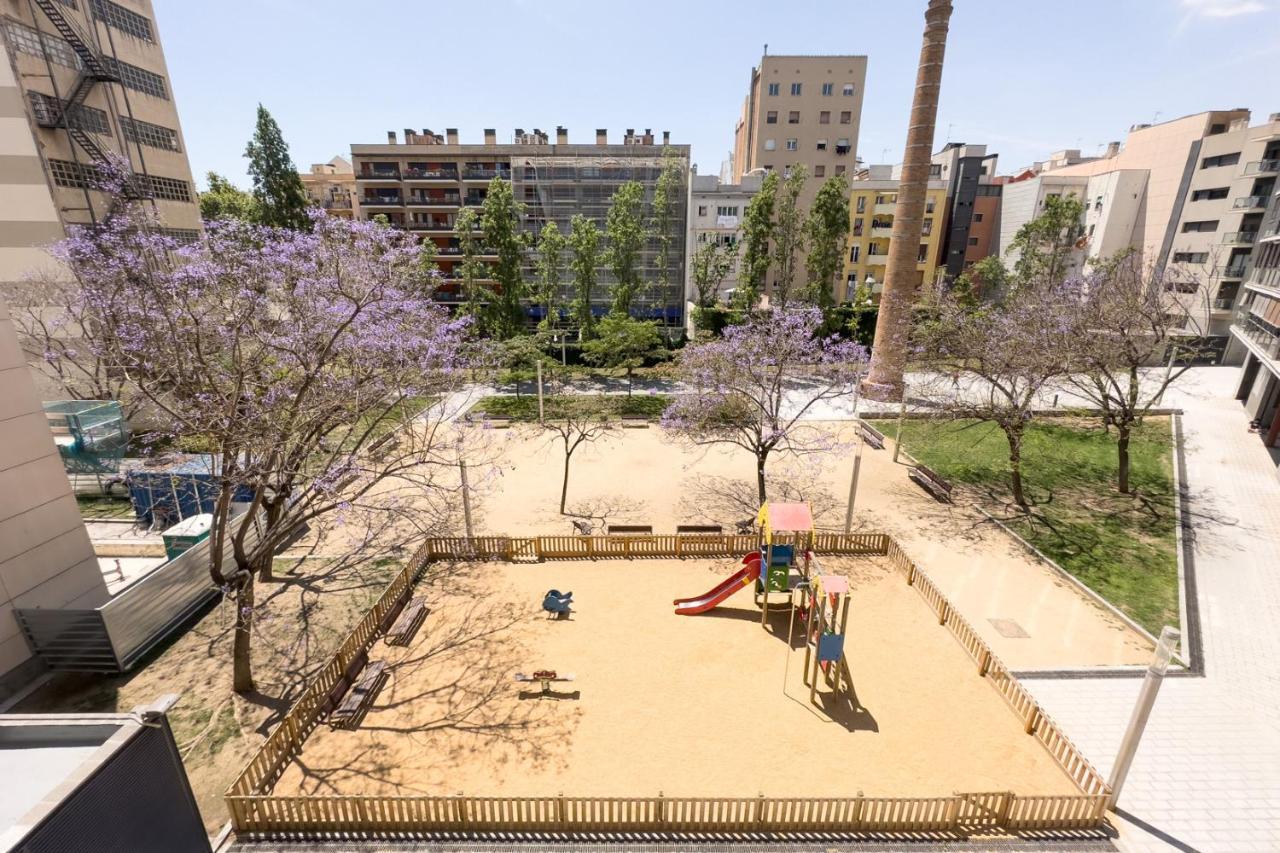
[301,155,357,219]
[350,127,690,327]
[685,171,762,317]
[1,0,200,238]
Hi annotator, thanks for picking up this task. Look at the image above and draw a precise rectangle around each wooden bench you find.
[607,524,653,536]
[858,421,886,450]
[385,596,427,646]
[328,659,388,729]
[620,414,649,429]
[482,415,513,429]
[676,524,722,535]
[909,463,953,503]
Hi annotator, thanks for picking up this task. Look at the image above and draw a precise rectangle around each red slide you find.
[673,553,762,615]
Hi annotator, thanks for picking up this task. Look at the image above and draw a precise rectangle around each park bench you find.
[571,519,593,535]
[483,415,513,429]
[607,524,653,536]
[909,463,953,503]
[328,658,388,729]
[384,596,427,646]
[621,414,649,429]
[858,421,886,450]
[676,524,722,535]
[735,518,756,535]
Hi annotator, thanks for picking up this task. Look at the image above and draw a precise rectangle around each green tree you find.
[605,180,646,316]
[243,105,310,230]
[770,166,808,308]
[534,221,566,331]
[735,171,778,311]
[952,254,1007,307]
[454,207,489,326]
[1009,194,1085,291]
[199,172,261,223]
[479,178,528,338]
[651,148,685,297]
[581,314,668,396]
[496,333,547,398]
[568,214,601,339]
[690,239,737,309]
[804,173,850,307]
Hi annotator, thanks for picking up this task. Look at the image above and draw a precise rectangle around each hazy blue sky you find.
[153,0,1280,190]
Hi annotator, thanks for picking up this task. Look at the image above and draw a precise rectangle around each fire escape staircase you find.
[31,0,152,201]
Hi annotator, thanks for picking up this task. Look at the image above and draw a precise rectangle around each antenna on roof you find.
[763,43,768,56]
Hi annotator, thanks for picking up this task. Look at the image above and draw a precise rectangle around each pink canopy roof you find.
[768,502,813,533]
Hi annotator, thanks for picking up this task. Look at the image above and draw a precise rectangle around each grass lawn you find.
[470,393,671,422]
[870,417,1178,634]
[76,494,135,519]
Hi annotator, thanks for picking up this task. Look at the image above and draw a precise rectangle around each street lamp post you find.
[1107,625,1181,809]
[844,377,864,533]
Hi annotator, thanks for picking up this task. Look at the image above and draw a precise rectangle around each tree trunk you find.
[1006,428,1028,510]
[1117,424,1132,495]
[559,451,572,514]
[233,574,256,693]
[627,368,633,398]
[756,452,768,505]
[862,0,953,401]
[256,501,285,583]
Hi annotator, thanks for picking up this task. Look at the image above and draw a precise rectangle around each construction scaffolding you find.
[44,399,129,477]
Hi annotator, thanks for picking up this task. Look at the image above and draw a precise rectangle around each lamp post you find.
[844,377,864,533]
[1107,625,1180,809]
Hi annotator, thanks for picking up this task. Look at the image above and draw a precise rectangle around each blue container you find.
[125,454,253,526]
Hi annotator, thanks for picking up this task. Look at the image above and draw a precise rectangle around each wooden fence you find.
[226,531,1110,839]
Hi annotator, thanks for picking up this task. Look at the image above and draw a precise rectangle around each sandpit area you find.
[274,555,1081,800]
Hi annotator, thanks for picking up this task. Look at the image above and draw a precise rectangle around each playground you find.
[273,540,1082,802]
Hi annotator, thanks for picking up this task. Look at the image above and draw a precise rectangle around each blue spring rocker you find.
[542,589,574,618]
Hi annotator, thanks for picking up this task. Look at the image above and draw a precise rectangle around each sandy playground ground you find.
[275,555,1081,800]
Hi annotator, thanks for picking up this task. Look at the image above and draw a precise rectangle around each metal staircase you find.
[30,0,151,202]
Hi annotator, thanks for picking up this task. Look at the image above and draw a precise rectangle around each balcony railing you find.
[1222,231,1258,245]
[1234,195,1268,210]
[1222,261,1249,278]
[362,194,402,205]
[1244,160,1280,176]
[1233,313,1280,360]
[463,168,510,180]
[403,168,459,179]
[407,195,461,206]
[407,221,455,231]
[1213,297,1236,310]
[360,170,402,180]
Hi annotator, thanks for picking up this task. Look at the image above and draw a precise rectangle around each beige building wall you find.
[685,173,761,313]
[301,155,357,219]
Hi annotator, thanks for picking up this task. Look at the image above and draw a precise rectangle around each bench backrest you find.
[607,525,653,535]
[916,464,952,491]
[676,525,722,534]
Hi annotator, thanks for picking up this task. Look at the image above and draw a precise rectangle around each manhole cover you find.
[988,618,1030,638]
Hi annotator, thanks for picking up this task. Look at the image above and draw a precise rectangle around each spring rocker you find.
[755,502,815,627]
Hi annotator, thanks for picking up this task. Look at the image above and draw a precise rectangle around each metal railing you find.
[403,168,458,179]
[1221,231,1258,245]
[1234,195,1268,209]
[224,531,1110,840]
[1244,159,1280,176]
[362,195,402,205]
[359,170,401,180]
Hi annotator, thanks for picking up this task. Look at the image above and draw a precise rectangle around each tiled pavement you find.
[1024,368,1280,852]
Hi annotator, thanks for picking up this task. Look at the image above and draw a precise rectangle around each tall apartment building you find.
[843,165,948,302]
[0,0,200,239]
[351,127,690,327]
[300,156,357,219]
[1227,178,1280,449]
[924,143,1002,280]
[685,172,761,314]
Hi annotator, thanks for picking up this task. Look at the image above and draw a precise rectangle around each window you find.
[819,111,830,125]
[922,218,932,236]
[120,116,180,151]
[842,83,855,96]
[764,138,776,151]
[785,138,798,151]
[101,57,168,99]
[821,82,834,96]
[835,164,845,175]
[1200,152,1240,169]
[839,111,852,124]
[918,245,930,262]
[1094,195,1104,211]
[697,205,707,216]
[855,196,866,213]
[1182,220,1219,233]
[91,0,154,41]
[788,111,800,124]
[790,83,802,95]
[1191,187,1229,201]
[974,212,984,223]
[925,198,935,214]
[814,165,825,178]
[48,158,100,188]
[835,138,850,155]
[816,139,827,151]
[967,237,979,246]
[849,244,860,262]
[765,110,779,124]
[27,93,111,135]
[1172,252,1209,264]
[5,20,81,69]
[144,175,191,202]
[767,83,780,96]
[159,228,199,243]
[716,205,739,216]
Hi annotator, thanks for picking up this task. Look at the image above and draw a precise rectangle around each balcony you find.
[407,194,461,206]
[1222,261,1249,279]
[865,253,888,265]
[1234,195,1268,210]
[403,168,459,180]
[463,168,510,181]
[1232,313,1280,361]
[873,202,896,215]
[359,170,402,181]
[1244,159,1280,176]
[361,194,402,206]
[1213,297,1236,311]
[1221,231,1258,245]
[406,221,455,232]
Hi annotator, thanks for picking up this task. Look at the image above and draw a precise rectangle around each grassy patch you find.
[870,417,1178,634]
[470,393,671,422]
[76,494,134,519]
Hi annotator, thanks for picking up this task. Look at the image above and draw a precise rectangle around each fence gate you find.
[955,791,1013,832]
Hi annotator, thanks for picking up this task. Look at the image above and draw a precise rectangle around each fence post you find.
[675,535,682,557]
[938,600,949,625]
[996,791,1014,828]
[556,792,567,826]
[453,792,468,829]
[754,792,766,826]
[978,648,991,677]
[1024,707,1041,734]
[906,563,916,586]
[854,791,864,831]
[656,791,666,826]
[944,794,961,831]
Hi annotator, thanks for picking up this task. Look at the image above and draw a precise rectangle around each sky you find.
[153,0,1280,191]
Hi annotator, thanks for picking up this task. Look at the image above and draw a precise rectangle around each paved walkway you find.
[1023,367,1280,852]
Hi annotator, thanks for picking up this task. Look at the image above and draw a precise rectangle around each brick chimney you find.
[663,130,670,145]
[446,128,458,144]
[386,130,396,144]
[484,128,496,145]
[596,128,607,145]
[556,126,568,144]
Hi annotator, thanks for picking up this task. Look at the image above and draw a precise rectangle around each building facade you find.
[351,127,690,327]
[1227,178,1280,450]
[843,166,948,302]
[301,155,357,219]
[685,172,761,314]
[0,0,200,238]
[924,143,1002,280]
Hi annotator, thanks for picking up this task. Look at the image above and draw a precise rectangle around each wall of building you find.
[686,174,760,311]
[843,179,948,300]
